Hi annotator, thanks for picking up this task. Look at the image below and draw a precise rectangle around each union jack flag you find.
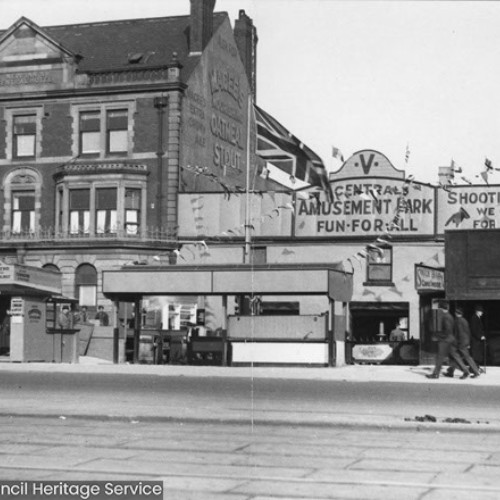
[254,104,333,203]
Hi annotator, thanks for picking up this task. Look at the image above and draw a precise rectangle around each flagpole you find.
[244,93,252,263]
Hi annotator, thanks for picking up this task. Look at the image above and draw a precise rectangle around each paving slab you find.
[232,479,428,500]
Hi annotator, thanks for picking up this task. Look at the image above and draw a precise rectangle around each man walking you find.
[444,307,480,379]
[427,301,470,379]
[470,304,486,369]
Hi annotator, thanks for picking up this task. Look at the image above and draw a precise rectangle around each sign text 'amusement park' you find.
[295,179,435,237]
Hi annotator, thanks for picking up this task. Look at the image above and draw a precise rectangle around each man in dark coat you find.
[427,301,470,379]
[470,304,486,367]
[444,308,480,378]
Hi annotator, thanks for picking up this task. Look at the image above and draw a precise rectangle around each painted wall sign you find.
[295,177,435,237]
[177,141,500,239]
[10,298,24,317]
[352,343,393,363]
[415,265,445,292]
[28,306,42,323]
[0,265,12,281]
[181,19,251,191]
[331,150,405,180]
[437,185,500,232]
[178,192,293,238]
[0,264,61,294]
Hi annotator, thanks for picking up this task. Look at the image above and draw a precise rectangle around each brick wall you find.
[134,97,159,153]
[41,103,72,158]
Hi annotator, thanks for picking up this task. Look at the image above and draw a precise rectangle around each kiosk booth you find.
[0,263,78,363]
[102,263,353,367]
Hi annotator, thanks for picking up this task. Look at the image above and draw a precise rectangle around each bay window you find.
[96,188,117,234]
[57,181,145,237]
[125,188,141,235]
[69,189,90,234]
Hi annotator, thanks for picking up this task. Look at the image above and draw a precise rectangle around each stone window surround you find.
[3,106,44,160]
[3,167,42,233]
[71,100,136,159]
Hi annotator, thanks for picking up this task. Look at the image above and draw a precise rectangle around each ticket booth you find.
[0,263,72,362]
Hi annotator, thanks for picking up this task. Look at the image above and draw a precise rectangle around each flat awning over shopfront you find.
[0,263,62,296]
[102,263,353,302]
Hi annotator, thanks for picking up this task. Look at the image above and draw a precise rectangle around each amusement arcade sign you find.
[295,178,435,237]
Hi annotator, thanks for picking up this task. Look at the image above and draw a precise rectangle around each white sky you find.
[2,0,500,183]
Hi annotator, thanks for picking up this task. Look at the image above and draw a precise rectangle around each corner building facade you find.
[0,1,261,346]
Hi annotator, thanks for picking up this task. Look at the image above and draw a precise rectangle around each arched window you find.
[75,264,97,307]
[42,263,60,273]
[3,167,42,234]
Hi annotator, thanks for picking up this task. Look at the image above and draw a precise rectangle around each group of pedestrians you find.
[427,301,485,380]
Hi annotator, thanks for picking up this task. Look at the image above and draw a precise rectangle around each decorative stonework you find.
[11,174,37,184]
[87,68,170,87]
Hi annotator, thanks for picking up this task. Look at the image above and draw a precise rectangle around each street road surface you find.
[1,371,500,498]
[1,417,500,499]
[0,371,499,425]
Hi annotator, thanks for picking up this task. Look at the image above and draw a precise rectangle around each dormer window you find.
[128,52,143,64]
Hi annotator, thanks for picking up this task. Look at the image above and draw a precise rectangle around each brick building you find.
[0,0,261,324]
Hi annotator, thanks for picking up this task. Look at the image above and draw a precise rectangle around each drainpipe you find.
[154,96,169,231]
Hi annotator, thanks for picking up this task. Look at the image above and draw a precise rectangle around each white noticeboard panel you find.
[231,342,328,364]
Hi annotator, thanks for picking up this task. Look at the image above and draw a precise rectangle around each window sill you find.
[106,152,128,157]
[363,281,395,287]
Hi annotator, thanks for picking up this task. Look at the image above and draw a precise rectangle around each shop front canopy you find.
[102,263,353,302]
[0,263,62,296]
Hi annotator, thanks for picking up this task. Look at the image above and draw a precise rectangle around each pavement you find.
[0,356,499,385]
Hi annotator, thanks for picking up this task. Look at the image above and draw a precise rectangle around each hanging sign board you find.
[415,264,445,292]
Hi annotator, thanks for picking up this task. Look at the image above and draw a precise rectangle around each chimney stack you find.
[189,0,216,56]
[234,9,258,97]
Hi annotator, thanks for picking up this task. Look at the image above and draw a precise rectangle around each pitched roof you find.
[0,13,228,80]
